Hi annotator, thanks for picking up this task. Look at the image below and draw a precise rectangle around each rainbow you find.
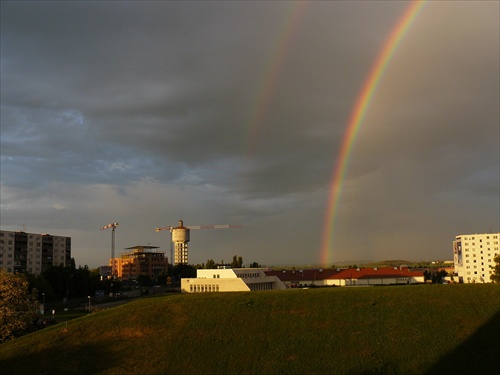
[246,1,309,157]
[320,0,426,266]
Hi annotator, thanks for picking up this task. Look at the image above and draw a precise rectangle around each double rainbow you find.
[246,1,309,157]
[320,0,426,266]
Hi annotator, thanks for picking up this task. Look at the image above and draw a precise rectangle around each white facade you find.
[453,232,500,283]
[181,267,286,293]
[0,230,71,275]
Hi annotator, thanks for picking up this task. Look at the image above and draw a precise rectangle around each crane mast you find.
[100,222,119,277]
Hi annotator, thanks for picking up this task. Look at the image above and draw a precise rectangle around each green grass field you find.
[1,284,499,375]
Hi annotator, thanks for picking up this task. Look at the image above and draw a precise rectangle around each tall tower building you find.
[172,220,189,265]
[0,230,71,275]
[453,232,499,283]
[155,219,241,266]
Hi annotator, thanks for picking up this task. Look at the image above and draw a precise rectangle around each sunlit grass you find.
[1,284,499,375]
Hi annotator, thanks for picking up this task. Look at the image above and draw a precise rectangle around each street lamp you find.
[65,274,73,304]
[87,296,91,313]
[42,292,45,314]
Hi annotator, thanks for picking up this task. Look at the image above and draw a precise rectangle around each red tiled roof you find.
[331,267,423,280]
[264,269,340,282]
[265,267,423,281]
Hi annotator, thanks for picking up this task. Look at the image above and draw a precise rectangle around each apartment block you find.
[453,232,500,283]
[110,245,168,281]
[0,230,71,275]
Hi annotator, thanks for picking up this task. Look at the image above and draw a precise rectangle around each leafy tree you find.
[173,264,197,279]
[38,264,101,300]
[157,270,168,285]
[42,264,71,299]
[230,255,243,268]
[137,274,152,286]
[491,254,500,283]
[0,270,40,342]
[428,269,448,284]
[206,259,215,269]
[249,262,261,268]
[423,270,432,282]
[437,269,448,283]
[25,273,54,300]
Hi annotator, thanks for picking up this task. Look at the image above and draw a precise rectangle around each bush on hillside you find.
[0,270,40,342]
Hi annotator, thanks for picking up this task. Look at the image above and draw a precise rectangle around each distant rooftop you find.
[125,245,159,251]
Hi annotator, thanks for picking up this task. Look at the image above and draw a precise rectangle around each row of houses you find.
[181,266,426,293]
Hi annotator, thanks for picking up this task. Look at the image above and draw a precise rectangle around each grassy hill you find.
[1,284,499,375]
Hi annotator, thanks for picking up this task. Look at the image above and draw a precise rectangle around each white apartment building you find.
[0,230,71,275]
[453,232,499,283]
[181,267,286,293]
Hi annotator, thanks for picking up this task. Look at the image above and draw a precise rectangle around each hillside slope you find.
[1,284,499,375]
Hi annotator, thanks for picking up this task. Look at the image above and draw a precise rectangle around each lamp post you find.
[65,274,73,305]
[87,296,91,313]
[42,292,45,314]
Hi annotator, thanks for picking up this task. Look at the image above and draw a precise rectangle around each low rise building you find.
[265,267,424,287]
[99,265,112,279]
[110,245,168,281]
[453,232,500,283]
[181,267,286,293]
[0,230,71,275]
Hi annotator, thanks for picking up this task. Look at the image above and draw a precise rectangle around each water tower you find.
[171,220,189,265]
[155,219,241,266]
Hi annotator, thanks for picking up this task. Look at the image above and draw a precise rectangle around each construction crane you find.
[100,222,119,277]
[155,219,241,266]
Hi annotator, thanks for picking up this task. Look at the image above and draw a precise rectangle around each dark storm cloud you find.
[1,1,498,266]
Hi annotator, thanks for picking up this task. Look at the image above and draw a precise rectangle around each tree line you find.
[20,255,261,299]
[194,255,261,270]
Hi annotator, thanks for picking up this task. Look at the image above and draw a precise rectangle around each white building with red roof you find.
[265,267,424,288]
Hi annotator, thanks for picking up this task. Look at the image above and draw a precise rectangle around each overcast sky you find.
[1,1,498,268]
